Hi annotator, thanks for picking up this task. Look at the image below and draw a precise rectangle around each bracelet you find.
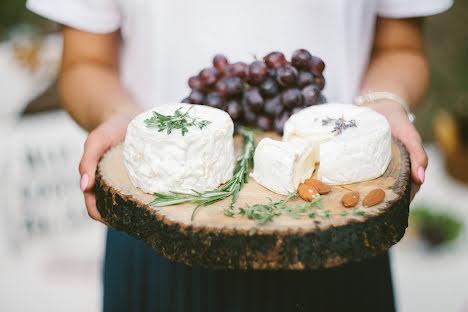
[353,92,415,123]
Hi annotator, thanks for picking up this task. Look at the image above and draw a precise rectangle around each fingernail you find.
[418,167,425,184]
[80,174,89,192]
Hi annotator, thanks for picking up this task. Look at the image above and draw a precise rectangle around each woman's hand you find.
[79,108,141,225]
[366,101,428,201]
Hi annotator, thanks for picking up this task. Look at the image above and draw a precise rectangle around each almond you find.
[304,178,331,194]
[341,191,360,208]
[298,183,320,202]
[363,188,385,207]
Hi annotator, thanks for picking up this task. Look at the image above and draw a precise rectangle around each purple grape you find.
[297,71,314,88]
[199,67,220,87]
[281,88,303,109]
[274,111,291,134]
[292,107,304,115]
[259,78,279,98]
[243,107,257,126]
[319,94,327,104]
[225,77,243,96]
[213,54,228,71]
[264,52,287,69]
[248,61,268,85]
[314,75,325,90]
[223,64,235,78]
[309,56,325,76]
[188,90,204,104]
[181,97,190,103]
[203,92,224,108]
[243,87,264,112]
[256,115,273,131]
[230,62,249,80]
[226,99,243,120]
[214,79,228,97]
[188,76,202,90]
[264,95,283,117]
[302,85,321,106]
[267,68,277,78]
[291,49,312,69]
[276,65,298,87]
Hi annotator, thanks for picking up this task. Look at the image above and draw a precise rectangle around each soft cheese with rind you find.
[283,103,391,185]
[124,103,235,194]
[251,138,317,195]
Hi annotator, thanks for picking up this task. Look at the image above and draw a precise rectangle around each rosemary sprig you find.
[149,128,256,221]
[224,192,366,224]
[144,106,211,136]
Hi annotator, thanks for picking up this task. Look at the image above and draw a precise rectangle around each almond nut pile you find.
[298,178,385,209]
[297,183,320,201]
[304,178,331,194]
[298,178,331,201]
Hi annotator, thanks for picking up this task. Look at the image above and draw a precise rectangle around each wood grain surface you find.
[95,132,411,270]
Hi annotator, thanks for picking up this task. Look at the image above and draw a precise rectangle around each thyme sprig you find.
[225,192,297,225]
[149,128,256,221]
[224,192,366,224]
[144,106,211,136]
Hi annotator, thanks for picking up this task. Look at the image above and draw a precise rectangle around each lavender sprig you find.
[321,116,357,135]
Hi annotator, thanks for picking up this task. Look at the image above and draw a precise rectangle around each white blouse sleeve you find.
[378,0,453,18]
[26,0,121,34]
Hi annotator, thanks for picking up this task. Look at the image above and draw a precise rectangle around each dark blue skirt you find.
[103,228,395,312]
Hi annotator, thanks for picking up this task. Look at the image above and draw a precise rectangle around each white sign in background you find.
[0,34,105,312]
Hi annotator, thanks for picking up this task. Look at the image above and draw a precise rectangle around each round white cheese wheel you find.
[283,103,392,185]
[123,103,235,194]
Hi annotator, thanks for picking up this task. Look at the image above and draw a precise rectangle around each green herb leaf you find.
[144,106,211,136]
[352,210,366,216]
[226,193,366,225]
[149,127,255,221]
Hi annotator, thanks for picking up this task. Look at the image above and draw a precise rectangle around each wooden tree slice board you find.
[96,132,411,270]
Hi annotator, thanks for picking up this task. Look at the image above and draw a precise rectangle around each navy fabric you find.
[103,228,395,312]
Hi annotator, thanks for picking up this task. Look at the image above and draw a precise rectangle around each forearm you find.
[59,27,142,131]
[360,50,429,111]
[358,17,429,190]
[59,64,141,131]
[359,18,429,112]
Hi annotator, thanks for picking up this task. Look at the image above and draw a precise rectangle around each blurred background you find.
[0,1,466,311]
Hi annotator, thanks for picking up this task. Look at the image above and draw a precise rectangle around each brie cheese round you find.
[123,103,235,194]
[251,138,317,195]
[283,103,391,185]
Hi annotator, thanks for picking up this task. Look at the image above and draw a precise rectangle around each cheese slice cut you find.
[251,138,317,195]
[123,103,235,195]
[283,103,391,185]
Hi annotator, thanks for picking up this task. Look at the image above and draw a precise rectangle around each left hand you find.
[366,101,428,201]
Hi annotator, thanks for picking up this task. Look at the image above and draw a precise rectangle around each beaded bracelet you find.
[354,92,415,123]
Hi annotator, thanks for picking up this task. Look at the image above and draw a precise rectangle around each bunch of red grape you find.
[183,49,326,133]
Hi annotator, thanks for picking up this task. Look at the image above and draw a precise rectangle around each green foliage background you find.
[418,0,468,141]
[0,0,54,39]
[1,0,466,142]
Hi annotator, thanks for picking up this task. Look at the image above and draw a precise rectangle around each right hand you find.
[365,101,428,201]
[79,108,142,225]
